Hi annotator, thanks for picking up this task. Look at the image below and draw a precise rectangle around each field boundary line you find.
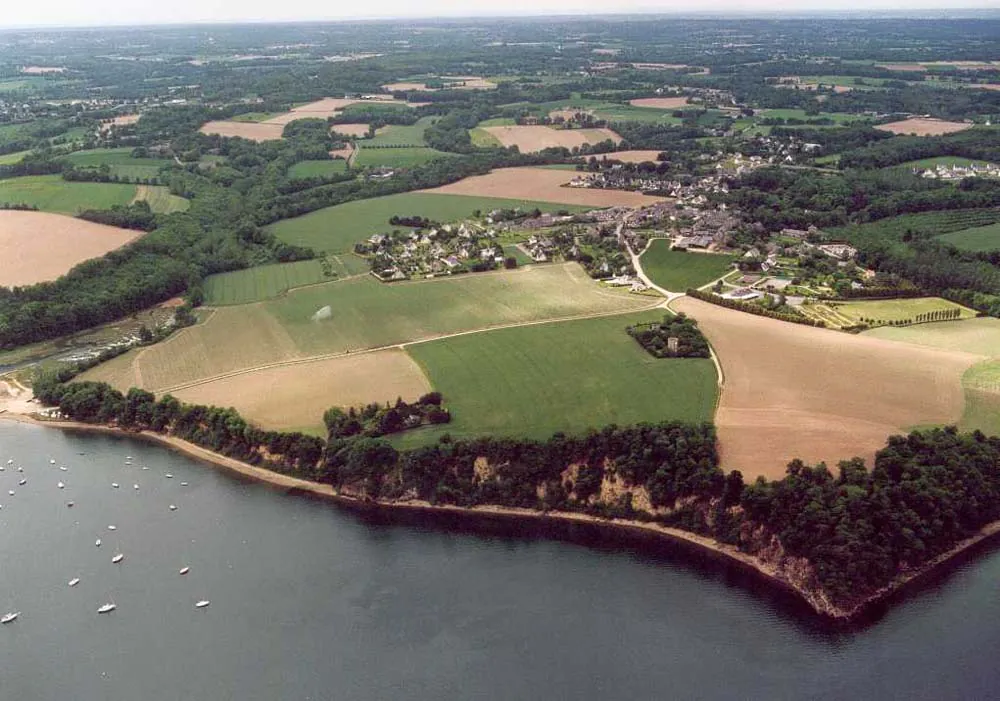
[154,302,662,395]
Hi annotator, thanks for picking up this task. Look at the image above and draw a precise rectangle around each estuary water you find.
[1,420,999,701]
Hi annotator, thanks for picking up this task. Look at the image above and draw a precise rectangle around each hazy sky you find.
[1,0,997,28]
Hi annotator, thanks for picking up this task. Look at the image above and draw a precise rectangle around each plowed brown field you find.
[875,118,972,136]
[480,125,621,153]
[0,211,141,287]
[629,97,690,109]
[419,167,665,207]
[674,297,981,479]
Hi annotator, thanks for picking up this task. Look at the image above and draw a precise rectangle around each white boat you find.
[112,554,124,564]
[107,525,117,531]
[95,539,102,547]
[49,459,55,464]
[0,466,5,472]
[68,578,80,587]
[97,602,116,614]
[181,482,189,487]
[5,459,11,465]
[111,483,120,489]
[179,567,190,575]
[165,474,174,479]
[195,600,210,608]
[7,490,13,496]
[16,467,22,472]
[1,612,19,624]
[126,456,132,460]
[67,501,74,508]
[169,505,177,511]
[59,466,67,471]
[141,466,149,471]
[57,482,65,489]
[133,484,139,490]
[18,479,25,486]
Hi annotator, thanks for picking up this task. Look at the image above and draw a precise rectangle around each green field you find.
[399,311,718,445]
[470,128,503,147]
[863,316,1000,356]
[135,185,190,214]
[268,192,590,253]
[477,118,516,127]
[0,175,135,214]
[366,119,433,146]
[203,255,369,305]
[640,241,736,292]
[63,148,171,181]
[267,263,650,356]
[759,109,869,124]
[0,150,30,165]
[287,159,349,179]
[353,147,454,168]
[961,360,1000,437]
[230,112,284,123]
[105,263,654,391]
[593,105,683,124]
[204,259,337,305]
[829,209,1000,245]
[937,222,1000,252]
[898,156,996,170]
[802,297,975,329]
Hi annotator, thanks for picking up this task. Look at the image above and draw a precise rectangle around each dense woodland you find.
[626,313,710,358]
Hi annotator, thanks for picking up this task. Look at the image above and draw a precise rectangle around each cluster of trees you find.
[819,285,922,300]
[838,128,1000,170]
[323,393,450,439]
[388,214,439,228]
[626,313,711,358]
[77,201,158,231]
[686,288,826,327]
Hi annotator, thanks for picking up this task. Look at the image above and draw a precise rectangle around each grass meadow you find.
[0,175,136,213]
[640,241,736,291]
[353,147,455,168]
[203,257,366,305]
[398,311,718,446]
[802,297,975,329]
[134,185,190,214]
[287,160,349,179]
[268,192,589,253]
[937,222,1000,252]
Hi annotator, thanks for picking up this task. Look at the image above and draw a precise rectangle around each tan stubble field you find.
[674,297,983,479]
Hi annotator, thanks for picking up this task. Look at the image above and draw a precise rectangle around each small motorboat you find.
[97,602,116,614]
[68,578,80,587]
[111,483,120,489]
[0,466,5,472]
[179,567,190,575]
[126,456,133,460]
[49,459,55,465]
[57,482,65,489]
[133,484,139,490]
[95,539,102,547]
[5,459,11,465]
[107,525,117,531]
[1,612,19,624]
[180,482,189,487]
[67,501,74,508]
[59,466,67,471]
[169,505,177,511]
[165,474,174,479]
[195,600,210,609]
[112,553,124,564]
[141,466,149,471]
[16,467,22,472]
[7,490,13,496]
[18,479,25,486]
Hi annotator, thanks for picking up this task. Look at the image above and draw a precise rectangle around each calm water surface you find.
[1,421,999,700]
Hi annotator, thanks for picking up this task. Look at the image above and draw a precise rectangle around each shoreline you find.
[7,413,1000,625]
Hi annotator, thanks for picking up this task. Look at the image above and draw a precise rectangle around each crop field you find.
[268,191,591,252]
[365,119,434,146]
[593,105,684,124]
[960,360,1000,437]
[132,185,190,214]
[353,147,454,168]
[828,208,1000,243]
[598,150,665,163]
[421,167,665,207]
[399,311,717,446]
[875,118,972,136]
[470,128,503,147]
[673,296,980,479]
[0,175,135,214]
[480,125,621,152]
[92,263,653,393]
[287,160,349,179]
[172,349,431,434]
[0,211,140,287]
[629,97,690,109]
[0,151,29,165]
[799,297,975,329]
[758,109,869,124]
[937,222,1000,252]
[203,258,348,305]
[863,316,1000,357]
[640,241,736,291]
[200,121,284,141]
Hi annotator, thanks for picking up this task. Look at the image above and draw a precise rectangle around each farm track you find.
[154,300,665,395]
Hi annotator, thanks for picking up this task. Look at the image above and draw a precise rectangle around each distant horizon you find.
[1,4,999,31]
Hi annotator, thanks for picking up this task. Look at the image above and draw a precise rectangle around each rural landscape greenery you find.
[2,15,1000,619]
